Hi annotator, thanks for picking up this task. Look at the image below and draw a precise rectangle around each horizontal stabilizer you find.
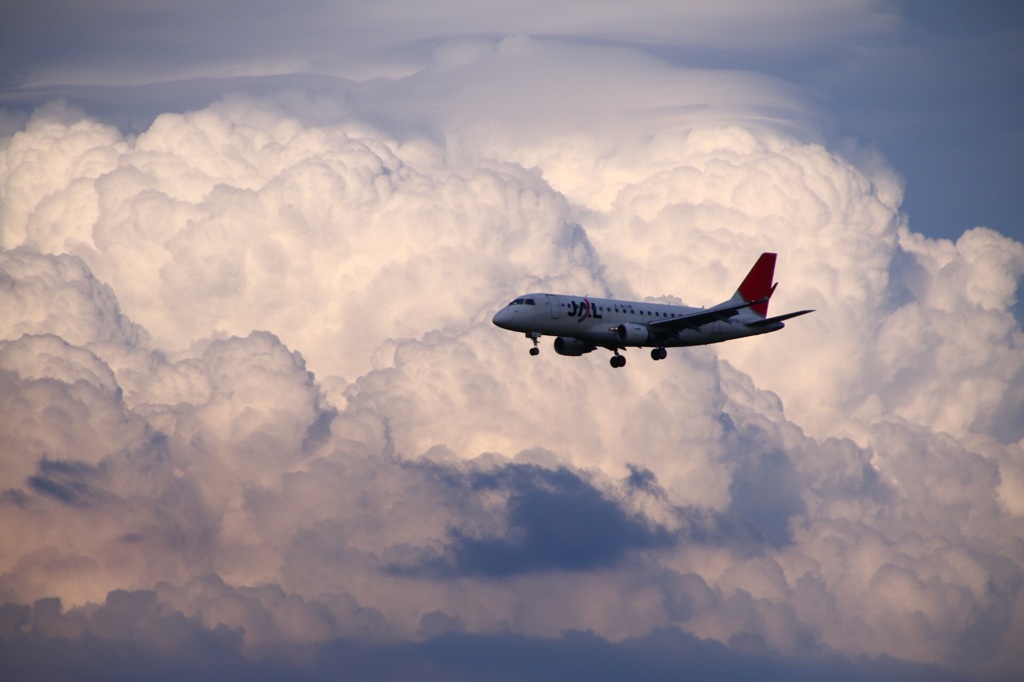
[747,309,815,327]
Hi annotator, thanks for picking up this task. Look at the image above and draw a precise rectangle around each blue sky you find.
[1,2,1022,681]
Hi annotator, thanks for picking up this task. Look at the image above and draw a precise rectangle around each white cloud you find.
[2,32,1023,681]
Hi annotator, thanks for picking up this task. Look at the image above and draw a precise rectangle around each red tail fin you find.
[736,252,777,317]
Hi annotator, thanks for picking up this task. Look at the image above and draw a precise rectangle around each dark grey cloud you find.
[0,593,972,682]
[413,463,674,577]
[386,460,794,580]
[461,465,674,572]
[727,449,806,548]
[26,458,110,508]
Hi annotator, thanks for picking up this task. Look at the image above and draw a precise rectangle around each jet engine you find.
[614,323,651,344]
[553,337,597,356]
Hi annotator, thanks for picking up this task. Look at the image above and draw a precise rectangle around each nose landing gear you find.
[526,332,541,356]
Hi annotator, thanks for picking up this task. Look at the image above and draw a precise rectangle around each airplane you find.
[491,252,813,368]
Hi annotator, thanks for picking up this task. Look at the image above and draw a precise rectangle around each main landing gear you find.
[527,332,541,356]
[606,350,663,366]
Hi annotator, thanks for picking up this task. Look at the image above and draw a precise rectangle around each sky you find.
[0,1,1022,680]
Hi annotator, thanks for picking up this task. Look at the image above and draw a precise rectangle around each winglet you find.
[736,252,777,317]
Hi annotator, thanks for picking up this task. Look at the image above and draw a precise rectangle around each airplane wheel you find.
[610,355,626,368]
[651,348,667,361]
[529,347,540,356]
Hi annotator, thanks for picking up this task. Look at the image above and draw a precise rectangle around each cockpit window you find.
[509,298,536,306]
[511,298,524,305]
[525,298,535,305]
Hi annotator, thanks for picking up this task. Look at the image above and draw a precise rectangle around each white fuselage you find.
[492,293,782,349]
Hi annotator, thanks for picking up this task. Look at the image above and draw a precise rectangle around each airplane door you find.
[546,294,561,319]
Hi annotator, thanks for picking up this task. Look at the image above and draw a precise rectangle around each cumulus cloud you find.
[1,19,1023,682]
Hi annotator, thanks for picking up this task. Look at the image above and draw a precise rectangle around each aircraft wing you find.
[648,297,770,333]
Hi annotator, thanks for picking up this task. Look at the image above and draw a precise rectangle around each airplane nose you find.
[492,308,513,329]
